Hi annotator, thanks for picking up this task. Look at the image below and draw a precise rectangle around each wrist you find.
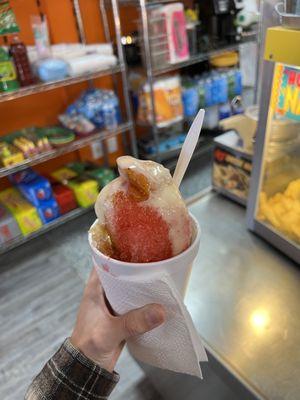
[70,333,116,373]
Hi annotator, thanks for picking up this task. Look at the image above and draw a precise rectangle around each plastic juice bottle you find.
[0,47,19,92]
[9,36,35,86]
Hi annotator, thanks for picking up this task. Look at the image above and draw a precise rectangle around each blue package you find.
[217,74,228,104]
[219,102,232,120]
[182,86,199,117]
[9,168,38,185]
[102,94,121,130]
[35,197,60,224]
[37,58,69,82]
[210,76,219,105]
[67,89,122,129]
[17,176,53,206]
[204,79,213,107]
[234,70,242,95]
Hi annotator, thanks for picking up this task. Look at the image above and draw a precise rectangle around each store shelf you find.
[164,140,214,170]
[0,64,123,103]
[0,122,132,178]
[152,35,257,76]
[0,206,93,255]
[140,137,213,169]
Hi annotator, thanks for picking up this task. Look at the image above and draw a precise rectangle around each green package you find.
[0,1,20,35]
[0,47,19,92]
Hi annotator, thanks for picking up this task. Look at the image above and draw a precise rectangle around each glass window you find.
[256,63,300,246]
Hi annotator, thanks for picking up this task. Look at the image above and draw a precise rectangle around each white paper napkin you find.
[94,263,208,378]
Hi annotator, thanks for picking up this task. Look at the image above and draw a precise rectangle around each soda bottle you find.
[9,36,35,86]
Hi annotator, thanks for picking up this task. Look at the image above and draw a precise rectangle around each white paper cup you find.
[88,213,200,297]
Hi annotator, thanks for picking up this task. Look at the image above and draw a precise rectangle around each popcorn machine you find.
[247,26,300,264]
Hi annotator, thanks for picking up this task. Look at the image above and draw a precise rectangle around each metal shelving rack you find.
[117,0,258,166]
[0,0,137,254]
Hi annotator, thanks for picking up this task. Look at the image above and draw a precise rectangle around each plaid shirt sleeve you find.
[25,338,120,400]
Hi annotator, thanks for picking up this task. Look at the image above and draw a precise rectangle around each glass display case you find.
[247,27,300,264]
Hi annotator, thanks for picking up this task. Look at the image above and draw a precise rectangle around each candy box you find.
[52,184,77,215]
[35,197,60,224]
[17,175,53,206]
[68,178,98,208]
[0,188,42,236]
[0,204,21,244]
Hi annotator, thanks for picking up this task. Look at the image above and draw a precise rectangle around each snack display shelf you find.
[0,65,123,103]
[0,122,132,178]
[152,35,258,76]
[0,205,93,255]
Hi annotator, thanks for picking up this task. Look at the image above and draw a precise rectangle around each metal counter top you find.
[140,190,299,400]
[185,191,300,400]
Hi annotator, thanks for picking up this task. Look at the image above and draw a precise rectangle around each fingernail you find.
[145,308,163,328]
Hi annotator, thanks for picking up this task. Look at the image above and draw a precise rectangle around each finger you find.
[83,267,104,303]
[116,304,165,340]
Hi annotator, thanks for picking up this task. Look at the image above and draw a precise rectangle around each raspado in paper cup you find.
[88,155,200,295]
[89,214,200,296]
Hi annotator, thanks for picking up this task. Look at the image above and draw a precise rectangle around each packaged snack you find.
[0,141,24,167]
[0,47,19,92]
[52,184,77,215]
[0,1,19,35]
[13,135,38,157]
[65,89,121,129]
[24,128,52,153]
[17,175,53,206]
[42,126,75,147]
[35,197,60,224]
[68,178,98,208]
[58,112,95,136]
[36,58,69,82]
[0,188,42,235]
[5,128,52,157]
[50,167,77,184]
[0,204,21,244]
[9,168,38,184]
[151,3,189,64]
[138,76,183,127]
[67,162,116,188]
[87,167,116,188]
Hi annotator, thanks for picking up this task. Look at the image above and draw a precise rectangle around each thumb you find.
[117,304,165,340]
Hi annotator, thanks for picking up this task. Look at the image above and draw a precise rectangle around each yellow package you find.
[50,167,77,184]
[68,179,98,208]
[0,142,24,167]
[139,76,183,128]
[0,188,42,235]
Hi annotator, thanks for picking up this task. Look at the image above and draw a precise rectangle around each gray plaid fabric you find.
[25,338,119,399]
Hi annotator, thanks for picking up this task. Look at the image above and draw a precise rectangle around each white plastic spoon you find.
[173,108,205,188]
